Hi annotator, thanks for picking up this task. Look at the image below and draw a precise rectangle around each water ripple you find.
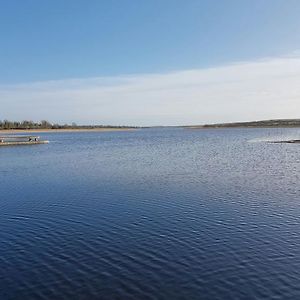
[0,128,300,299]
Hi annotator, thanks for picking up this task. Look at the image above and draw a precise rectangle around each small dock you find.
[0,136,49,146]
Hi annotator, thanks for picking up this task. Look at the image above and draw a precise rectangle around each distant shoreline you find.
[0,128,136,134]
[186,125,300,129]
[183,119,300,129]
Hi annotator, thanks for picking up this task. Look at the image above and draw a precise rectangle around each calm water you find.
[1,128,300,300]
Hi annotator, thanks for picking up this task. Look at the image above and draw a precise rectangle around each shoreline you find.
[0,128,136,134]
[185,125,300,129]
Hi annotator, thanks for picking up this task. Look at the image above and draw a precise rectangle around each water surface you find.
[1,128,300,299]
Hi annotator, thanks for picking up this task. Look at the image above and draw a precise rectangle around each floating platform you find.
[0,136,49,146]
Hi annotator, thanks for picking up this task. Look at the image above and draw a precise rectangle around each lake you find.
[1,128,300,299]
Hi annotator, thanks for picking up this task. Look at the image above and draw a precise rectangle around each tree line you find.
[0,120,134,130]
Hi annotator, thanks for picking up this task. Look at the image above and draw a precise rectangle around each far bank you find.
[0,128,137,134]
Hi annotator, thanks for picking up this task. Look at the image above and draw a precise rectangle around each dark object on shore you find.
[271,140,300,144]
[0,136,49,146]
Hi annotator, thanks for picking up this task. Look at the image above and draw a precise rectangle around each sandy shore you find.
[0,128,136,134]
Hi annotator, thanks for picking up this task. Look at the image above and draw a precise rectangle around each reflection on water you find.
[0,128,300,299]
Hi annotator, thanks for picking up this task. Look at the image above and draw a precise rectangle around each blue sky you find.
[1,0,300,125]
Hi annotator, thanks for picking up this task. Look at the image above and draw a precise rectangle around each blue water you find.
[1,128,300,299]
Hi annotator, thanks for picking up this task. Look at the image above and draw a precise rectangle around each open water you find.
[0,128,300,299]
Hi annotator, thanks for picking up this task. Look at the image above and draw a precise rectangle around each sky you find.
[1,0,300,126]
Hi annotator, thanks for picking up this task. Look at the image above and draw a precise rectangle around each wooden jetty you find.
[0,136,49,146]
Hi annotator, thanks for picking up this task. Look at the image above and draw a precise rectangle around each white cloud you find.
[1,54,300,126]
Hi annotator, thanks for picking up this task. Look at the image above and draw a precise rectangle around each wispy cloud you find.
[1,54,300,126]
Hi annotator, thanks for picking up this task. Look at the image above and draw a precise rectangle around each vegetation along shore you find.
[184,119,300,129]
[0,120,137,133]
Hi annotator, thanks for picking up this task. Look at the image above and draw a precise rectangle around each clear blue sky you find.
[1,0,300,84]
[1,0,300,125]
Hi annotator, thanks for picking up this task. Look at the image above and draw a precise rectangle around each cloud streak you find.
[1,54,300,126]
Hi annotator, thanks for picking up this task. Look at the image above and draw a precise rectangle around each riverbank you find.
[184,119,300,129]
[0,128,137,134]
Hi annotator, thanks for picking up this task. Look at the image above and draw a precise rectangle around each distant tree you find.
[0,119,136,130]
[40,120,52,129]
